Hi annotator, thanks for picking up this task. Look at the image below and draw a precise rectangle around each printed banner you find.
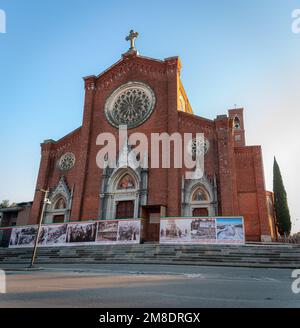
[9,226,38,248]
[39,224,68,246]
[96,220,141,244]
[216,218,245,244]
[66,222,97,245]
[160,217,245,245]
[96,221,118,243]
[8,219,141,248]
[117,220,140,243]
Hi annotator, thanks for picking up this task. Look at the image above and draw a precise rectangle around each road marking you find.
[184,274,205,279]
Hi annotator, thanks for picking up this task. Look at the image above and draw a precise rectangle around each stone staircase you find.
[0,243,300,268]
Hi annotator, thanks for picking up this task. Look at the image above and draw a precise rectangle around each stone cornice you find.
[41,127,82,155]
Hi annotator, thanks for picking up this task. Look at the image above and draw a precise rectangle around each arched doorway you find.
[182,175,218,217]
[44,177,72,224]
[190,186,211,217]
[47,196,67,223]
[102,169,140,220]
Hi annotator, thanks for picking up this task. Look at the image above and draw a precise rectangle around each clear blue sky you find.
[1,0,299,232]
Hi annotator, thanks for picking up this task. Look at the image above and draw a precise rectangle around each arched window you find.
[192,188,209,202]
[54,197,66,210]
[234,116,241,129]
[117,174,136,190]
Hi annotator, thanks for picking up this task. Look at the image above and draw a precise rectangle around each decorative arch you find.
[117,174,136,190]
[100,166,148,220]
[191,187,209,202]
[181,174,218,217]
[109,169,139,192]
[54,197,67,210]
[100,140,148,220]
[44,176,73,224]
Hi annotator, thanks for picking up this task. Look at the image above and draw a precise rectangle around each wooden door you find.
[116,201,134,219]
[53,215,65,224]
[192,208,209,217]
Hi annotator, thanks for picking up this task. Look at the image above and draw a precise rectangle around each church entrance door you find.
[115,201,134,219]
[192,207,209,217]
[53,215,65,224]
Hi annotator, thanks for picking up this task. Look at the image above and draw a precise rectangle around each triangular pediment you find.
[83,51,181,89]
[50,176,71,201]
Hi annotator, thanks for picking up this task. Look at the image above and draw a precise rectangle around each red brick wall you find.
[16,205,32,227]
[235,147,272,240]
[29,128,82,224]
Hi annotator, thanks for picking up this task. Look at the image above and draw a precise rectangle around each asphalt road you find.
[0,264,299,308]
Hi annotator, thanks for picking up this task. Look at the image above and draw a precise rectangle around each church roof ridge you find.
[83,58,123,81]
[178,110,215,124]
[43,126,82,145]
[83,53,179,82]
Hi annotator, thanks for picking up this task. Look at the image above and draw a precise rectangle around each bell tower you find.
[228,107,246,147]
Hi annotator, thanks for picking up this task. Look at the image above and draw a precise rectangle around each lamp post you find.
[29,189,50,268]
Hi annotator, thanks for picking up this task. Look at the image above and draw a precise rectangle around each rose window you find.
[188,137,210,157]
[59,153,75,171]
[105,82,156,129]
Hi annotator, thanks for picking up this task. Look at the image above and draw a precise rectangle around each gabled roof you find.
[83,50,179,82]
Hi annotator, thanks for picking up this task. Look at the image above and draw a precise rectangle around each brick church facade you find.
[29,33,277,242]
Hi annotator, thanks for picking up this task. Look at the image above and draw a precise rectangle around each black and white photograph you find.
[117,220,140,242]
[38,224,68,246]
[191,218,216,242]
[96,221,118,243]
[66,222,97,243]
[9,226,38,248]
[160,219,191,243]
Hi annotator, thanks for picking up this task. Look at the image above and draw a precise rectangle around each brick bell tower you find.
[228,107,246,147]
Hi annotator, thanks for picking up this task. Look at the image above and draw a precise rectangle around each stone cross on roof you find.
[126,30,139,51]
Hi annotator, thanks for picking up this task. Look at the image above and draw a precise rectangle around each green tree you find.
[0,200,10,208]
[273,157,291,236]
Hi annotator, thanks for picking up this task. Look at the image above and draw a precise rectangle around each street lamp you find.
[29,189,51,268]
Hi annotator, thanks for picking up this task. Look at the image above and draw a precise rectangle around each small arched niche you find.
[233,116,241,129]
[190,186,211,217]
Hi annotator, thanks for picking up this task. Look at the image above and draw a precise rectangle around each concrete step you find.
[1,243,300,268]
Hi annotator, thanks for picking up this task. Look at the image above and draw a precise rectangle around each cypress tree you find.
[273,157,291,236]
